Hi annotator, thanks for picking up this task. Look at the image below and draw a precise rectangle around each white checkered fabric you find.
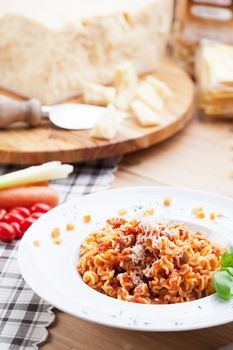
[0,158,120,349]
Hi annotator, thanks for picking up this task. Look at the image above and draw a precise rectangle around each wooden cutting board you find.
[0,59,195,165]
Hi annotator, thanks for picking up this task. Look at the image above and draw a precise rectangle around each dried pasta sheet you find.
[196,41,233,119]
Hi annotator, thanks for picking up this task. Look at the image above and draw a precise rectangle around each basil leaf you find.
[226,267,233,276]
[229,246,233,255]
[221,252,233,268]
[214,271,233,300]
[221,267,233,276]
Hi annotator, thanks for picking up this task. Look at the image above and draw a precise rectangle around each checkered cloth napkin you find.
[0,158,120,350]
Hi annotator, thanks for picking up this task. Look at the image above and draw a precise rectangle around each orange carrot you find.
[0,186,59,208]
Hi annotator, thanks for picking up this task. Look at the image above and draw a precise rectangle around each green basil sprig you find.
[214,248,233,300]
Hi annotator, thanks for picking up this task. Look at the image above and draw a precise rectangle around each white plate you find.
[18,187,233,332]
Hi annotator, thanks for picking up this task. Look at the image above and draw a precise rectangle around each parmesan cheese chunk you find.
[0,0,174,104]
[136,82,164,111]
[83,82,116,106]
[145,75,172,99]
[91,104,119,140]
[131,100,162,127]
[114,63,139,110]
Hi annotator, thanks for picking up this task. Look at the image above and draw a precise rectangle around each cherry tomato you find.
[30,212,44,220]
[20,217,36,233]
[0,208,7,220]
[9,207,30,218]
[0,222,16,242]
[3,213,24,225]
[11,222,23,239]
[30,203,51,214]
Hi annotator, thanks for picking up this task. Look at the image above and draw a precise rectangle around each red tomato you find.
[30,203,51,214]
[20,217,36,233]
[30,212,44,220]
[9,207,30,218]
[0,208,7,220]
[3,213,24,225]
[0,222,16,242]
[11,222,23,239]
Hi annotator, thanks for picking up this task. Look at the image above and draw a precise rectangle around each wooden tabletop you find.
[41,115,233,350]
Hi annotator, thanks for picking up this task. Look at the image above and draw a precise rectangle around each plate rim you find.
[18,186,233,332]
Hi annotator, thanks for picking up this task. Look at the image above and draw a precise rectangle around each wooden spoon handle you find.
[0,95,42,128]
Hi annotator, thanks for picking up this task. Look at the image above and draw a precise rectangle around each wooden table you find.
[41,115,233,350]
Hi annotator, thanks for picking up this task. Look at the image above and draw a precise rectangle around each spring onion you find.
[0,161,73,190]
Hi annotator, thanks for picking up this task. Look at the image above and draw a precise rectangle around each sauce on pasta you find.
[78,217,224,304]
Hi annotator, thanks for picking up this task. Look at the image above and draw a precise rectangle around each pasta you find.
[77,217,224,304]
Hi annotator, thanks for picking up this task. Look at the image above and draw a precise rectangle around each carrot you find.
[18,181,49,187]
[0,186,59,208]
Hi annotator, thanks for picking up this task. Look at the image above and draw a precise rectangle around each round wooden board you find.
[0,59,195,165]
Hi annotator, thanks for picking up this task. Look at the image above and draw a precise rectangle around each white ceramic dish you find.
[18,187,233,331]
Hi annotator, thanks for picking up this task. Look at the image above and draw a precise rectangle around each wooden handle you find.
[0,95,42,128]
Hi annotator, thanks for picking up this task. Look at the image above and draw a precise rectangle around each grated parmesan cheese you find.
[131,273,143,286]
[143,265,152,278]
[131,244,145,264]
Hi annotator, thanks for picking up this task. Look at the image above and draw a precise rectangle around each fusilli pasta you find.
[78,217,224,304]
